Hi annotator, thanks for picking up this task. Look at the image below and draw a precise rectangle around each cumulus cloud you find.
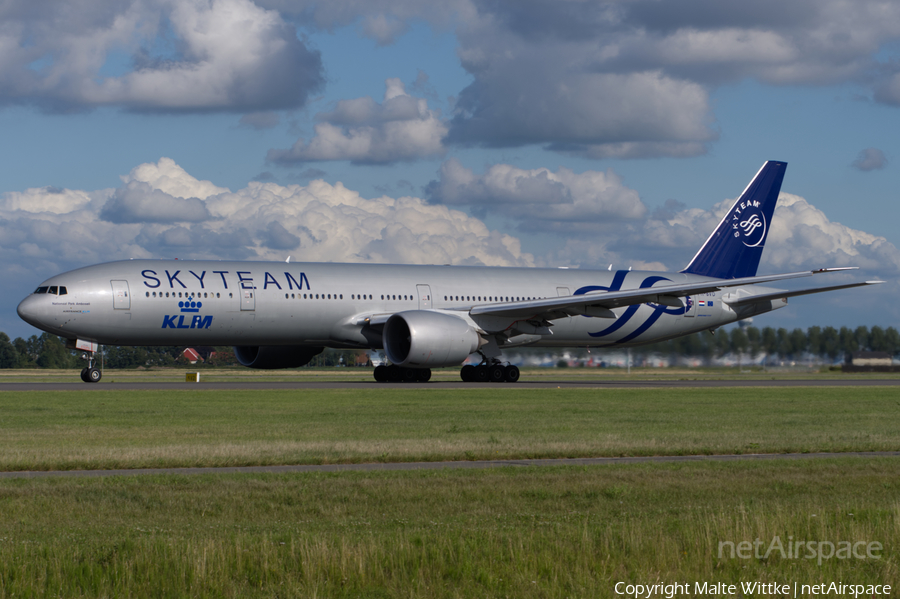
[268,78,447,165]
[587,192,900,276]
[0,0,324,112]
[426,159,647,231]
[851,148,888,171]
[100,182,212,224]
[0,158,532,285]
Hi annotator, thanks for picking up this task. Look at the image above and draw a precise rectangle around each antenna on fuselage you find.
[286,256,291,263]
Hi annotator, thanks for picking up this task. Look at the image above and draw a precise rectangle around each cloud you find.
[99,182,212,224]
[851,148,888,171]
[122,157,230,200]
[259,0,900,157]
[426,159,647,231]
[267,78,447,165]
[360,14,410,46]
[0,0,324,113]
[0,157,533,277]
[595,192,900,276]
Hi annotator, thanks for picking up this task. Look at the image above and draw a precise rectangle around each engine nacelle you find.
[234,345,324,369]
[383,311,482,368]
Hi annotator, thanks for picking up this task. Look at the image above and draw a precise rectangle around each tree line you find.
[1,325,898,369]
[629,325,900,361]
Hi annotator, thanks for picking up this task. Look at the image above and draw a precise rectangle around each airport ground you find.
[0,369,897,597]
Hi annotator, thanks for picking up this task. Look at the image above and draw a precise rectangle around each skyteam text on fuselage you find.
[17,162,883,383]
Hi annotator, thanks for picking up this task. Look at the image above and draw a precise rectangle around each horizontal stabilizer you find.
[723,280,884,307]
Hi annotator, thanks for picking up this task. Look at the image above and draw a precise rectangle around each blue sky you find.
[2,0,899,339]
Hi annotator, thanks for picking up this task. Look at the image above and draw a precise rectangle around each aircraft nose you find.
[17,295,44,328]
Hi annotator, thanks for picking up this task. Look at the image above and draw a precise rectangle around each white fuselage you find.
[17,259,782,350]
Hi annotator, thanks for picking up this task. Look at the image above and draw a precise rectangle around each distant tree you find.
[821,327,840,360]
[807,326,822,356]
[775,328,790,358]
[789,328,808,358]
[713,329,730,357]
[839,326,858,355]
[745,326,761,356]
[36,334,76,369]
[12,337,34,367]
[854,326,870,352]
[0,333,17,368]
[869,326,887,352]
[885,327,900,353]
[105,346,150,369]
[730,328,749,356]
[761,327,778,356]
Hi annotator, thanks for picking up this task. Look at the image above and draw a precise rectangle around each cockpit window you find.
[58,286,67,295]
[49,286,58,295]
[34,286,49,294]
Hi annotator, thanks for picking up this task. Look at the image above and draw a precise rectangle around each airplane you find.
[17,161,883,383]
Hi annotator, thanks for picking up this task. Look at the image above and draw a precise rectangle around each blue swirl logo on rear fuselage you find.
[575,271,687,343]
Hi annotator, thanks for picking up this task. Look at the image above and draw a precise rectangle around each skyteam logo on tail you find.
[161,300,213,329]
[731,200,767,248]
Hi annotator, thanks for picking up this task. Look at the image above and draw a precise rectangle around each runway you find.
[0,378,898,391]
[1,451,898,479]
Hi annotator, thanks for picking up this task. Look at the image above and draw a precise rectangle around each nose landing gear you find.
[79,352,102,383]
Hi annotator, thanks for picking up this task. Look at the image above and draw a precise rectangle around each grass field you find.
[0,386,897,471]
[0,381,897,597]
[0,460,897,597]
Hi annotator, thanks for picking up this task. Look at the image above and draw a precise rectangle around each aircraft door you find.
[416,285,432,310]
[111,280,130,310]
[241,288,255,311]
[684,295,696,317]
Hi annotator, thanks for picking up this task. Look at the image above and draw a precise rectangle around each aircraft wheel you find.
[460,364,475,382]
[473,365,489,382]
[402,367,418,383]
[504,365,520,383]
[80,368,89,383]
[373,365,388,382]
[387,364,402,382]
[86,368,102,383]
[488,365,505,383]
[416,368,432,382]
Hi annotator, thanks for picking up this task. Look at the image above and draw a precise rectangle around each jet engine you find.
[383,311,482,368]
[234,345,324,369]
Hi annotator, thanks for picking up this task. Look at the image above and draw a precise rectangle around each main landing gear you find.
[373,365,432,383]
[460,362,519,383]
[79,352,102,383]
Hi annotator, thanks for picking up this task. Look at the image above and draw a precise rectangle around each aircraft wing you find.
[468,268,880,321]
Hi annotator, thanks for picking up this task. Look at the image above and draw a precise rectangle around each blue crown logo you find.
[179,300,201,313]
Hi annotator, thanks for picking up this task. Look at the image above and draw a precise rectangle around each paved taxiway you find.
[1,451,898,479]
[1,378,898,391]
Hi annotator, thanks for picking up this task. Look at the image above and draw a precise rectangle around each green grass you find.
[0,387,897,471]
[0,459,897,598]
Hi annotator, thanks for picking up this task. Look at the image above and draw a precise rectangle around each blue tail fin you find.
[682,161,786,279]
